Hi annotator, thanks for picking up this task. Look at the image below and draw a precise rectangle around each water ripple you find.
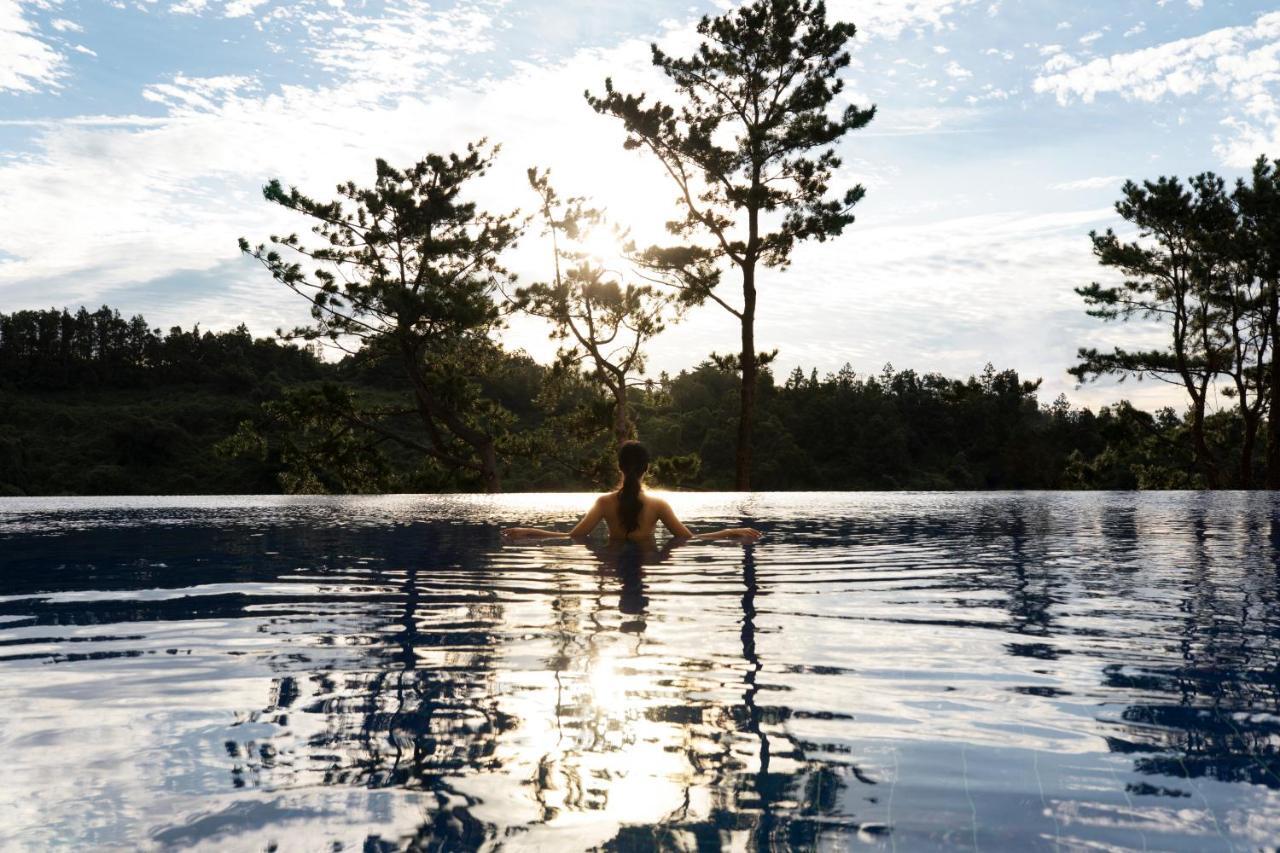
[1,492,1279,850]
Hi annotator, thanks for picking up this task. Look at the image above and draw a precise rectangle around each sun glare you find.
[577,227,629,275]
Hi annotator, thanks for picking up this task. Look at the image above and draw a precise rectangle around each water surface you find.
[2,492,1279,850]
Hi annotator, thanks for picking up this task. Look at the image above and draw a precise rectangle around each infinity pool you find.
[2,493,1278,850]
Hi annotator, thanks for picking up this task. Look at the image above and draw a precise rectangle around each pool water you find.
[2,492,1279,851]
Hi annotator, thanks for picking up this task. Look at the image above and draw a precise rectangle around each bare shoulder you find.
[647,494,673,513]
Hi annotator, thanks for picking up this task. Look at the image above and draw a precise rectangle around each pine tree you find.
[586,0,874,489]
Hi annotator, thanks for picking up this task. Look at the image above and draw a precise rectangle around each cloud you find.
[965,84,1012,104]
[1048,175,1126,191]
[1032,11,1280,166]
[169,0,211,15]
[304,0,508,87]
[827,0,980,40]
[1041,53,1079,73]
[223,0,270,17]
[738,205,1161,409]
[141,75,261,112]
[0,0,67,94]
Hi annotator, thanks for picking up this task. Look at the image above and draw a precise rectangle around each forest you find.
[0,303,1216,495]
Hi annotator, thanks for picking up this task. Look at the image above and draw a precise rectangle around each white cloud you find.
[1042,53,1079,73]
[944,60,972,79]
[1078,31,1103,47]
[1048,175,1126,191]
[141,74,260,112]
[49,17,81,33]
[169,0,209,14]
[965,84,1012,104]
[307,0,507,86]
[223,0,269,17]
[750,206,1149,408]
[1033,11,1280,165]
[0,0,67,94]
[827,0,980,40]
[1123,22,1146,38]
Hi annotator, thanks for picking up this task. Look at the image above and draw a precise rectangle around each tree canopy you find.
[239,143,521,491]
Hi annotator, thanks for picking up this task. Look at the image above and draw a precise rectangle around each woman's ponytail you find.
[615,441,650,535]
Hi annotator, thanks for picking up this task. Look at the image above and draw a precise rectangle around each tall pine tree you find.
[586,0,874,489]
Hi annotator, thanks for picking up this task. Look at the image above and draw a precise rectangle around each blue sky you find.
[2,0,1279,410]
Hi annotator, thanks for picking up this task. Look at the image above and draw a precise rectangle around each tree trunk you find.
[613,384,632,448]
[1241,420,1257,489]
[404,352,502,493]
[735,265,757,491]
[1190,399,1220,489]
[1268,286,1280,489]
[478,439,501,494]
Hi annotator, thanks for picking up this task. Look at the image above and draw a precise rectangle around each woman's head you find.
[617,440,649,479]
[616,441,649,534]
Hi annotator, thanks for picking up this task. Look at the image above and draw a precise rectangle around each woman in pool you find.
[502,441,762,542]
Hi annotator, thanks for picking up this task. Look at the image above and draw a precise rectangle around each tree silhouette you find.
[1074,171,1280,489]
[1072,176,1234,488]
[1233,156,1280,488]
[586,0,874,489]
[239,143,520,492]
[519,168,678,447]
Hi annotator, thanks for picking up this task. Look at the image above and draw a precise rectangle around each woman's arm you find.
[695,528,763,541]
[657,499,761,541]
[503,497,607,540]
[501,527,570,540]
[567,497,607,537]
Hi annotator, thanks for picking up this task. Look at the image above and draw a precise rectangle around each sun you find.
[576,223,630,274]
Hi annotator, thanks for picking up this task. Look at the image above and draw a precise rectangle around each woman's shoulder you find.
[642,492,670,511]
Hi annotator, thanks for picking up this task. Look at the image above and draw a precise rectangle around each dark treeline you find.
[0,307,325,495]
[0,304,1213,496]
[0,305,323,390]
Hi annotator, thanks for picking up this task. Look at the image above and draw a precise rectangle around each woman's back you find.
[597,490,674,541]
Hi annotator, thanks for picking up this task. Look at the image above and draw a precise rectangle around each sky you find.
[1,0,1279,410]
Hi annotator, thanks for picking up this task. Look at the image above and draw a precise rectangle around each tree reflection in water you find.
[232,534,880,850]
[1100,505,1280,794]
